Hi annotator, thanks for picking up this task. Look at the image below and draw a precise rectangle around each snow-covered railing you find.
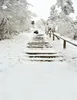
[53,33,77,49]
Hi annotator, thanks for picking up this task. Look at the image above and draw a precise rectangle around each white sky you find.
[27,0,77,20]
[27,0,56,19]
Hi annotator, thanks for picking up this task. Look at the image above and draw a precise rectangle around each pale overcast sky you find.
[27,0,77,20]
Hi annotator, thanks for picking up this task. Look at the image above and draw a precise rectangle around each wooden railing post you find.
[52,33,77,48]
[63,40,66,49]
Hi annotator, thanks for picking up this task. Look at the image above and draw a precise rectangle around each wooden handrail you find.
[53,33,77,49]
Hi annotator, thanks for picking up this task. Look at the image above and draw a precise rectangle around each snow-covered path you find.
[0,62,77,100]
[0,32,77,100]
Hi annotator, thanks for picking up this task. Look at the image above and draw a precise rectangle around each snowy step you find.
[26,52,57,55]
[25,53,59,56]
[33,39,44,42]
[27,45,52,48]
[35,34,44,37]
[25,53,58,55]
[28,42,49,45]
[25,33,64,62]
[26,55,62,58]
[27,46,46,48]
[26,49,57,54]
[24,57,64,62]
[33,36,44,40]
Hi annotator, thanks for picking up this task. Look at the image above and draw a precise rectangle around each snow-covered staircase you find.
[25,34,64,62]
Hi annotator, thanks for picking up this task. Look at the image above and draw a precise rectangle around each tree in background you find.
[0,0,33,40]
[47,0,77,40]
[56,0,74,15]
[35,19,46,31]
[49,5,58,21]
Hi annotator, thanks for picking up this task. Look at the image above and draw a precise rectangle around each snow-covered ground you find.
[0,32,33,72]
[0,31,77,100]
[0,62,77,100]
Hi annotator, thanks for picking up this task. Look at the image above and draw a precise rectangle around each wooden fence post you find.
[63,40,66,49]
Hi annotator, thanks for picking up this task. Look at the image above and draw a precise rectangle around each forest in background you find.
[0,0,77,40]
